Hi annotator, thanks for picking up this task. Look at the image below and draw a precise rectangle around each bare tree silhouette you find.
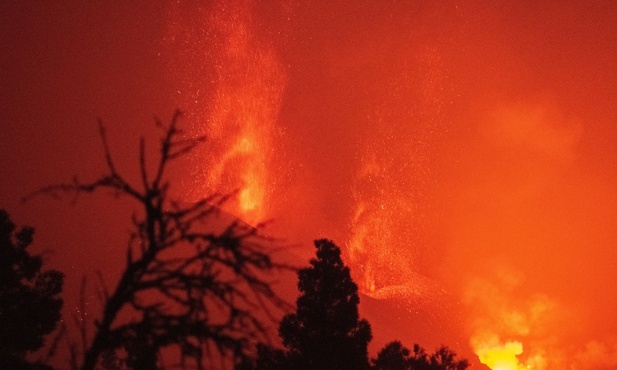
[28,110,291,370]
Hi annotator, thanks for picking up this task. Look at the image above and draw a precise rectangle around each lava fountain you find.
[165,0,287,225]
[161,2,617,369]
[166,0,460,355]
[344,48,449,298]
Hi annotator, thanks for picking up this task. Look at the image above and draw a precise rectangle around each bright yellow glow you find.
[239,170,264,214]
[474,339,527,370]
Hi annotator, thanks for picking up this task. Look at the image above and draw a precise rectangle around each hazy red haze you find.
[2,1,617,369]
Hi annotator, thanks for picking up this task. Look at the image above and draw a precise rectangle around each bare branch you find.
[78,276,89,358]
[97,119,118,176]
[152,109,182,188]
[95,271,110,306]
[139,137,149,191]
[28,111,296,370]
[42,323,67,364]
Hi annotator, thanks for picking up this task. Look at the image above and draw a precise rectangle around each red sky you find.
[3,1,617,368]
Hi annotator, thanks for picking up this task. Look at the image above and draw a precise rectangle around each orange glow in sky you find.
[164,2,617,368]
[4,2,617,369]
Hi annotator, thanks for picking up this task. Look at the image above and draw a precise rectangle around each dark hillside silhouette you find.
[0,209,64,370]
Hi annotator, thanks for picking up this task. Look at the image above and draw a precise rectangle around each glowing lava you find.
[472,334,527,370]
[463,268,557,370]
[346,155,420,295]
[204,1,286,224]
[160,3,617,368]
[166,0,286,225]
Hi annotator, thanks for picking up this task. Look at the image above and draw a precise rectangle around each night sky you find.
[3,1,617,368]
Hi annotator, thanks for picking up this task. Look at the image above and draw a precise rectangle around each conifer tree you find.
[269,239,372,370]
[0,209,64,370]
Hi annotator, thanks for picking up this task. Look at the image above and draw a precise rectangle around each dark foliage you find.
[251,344,286,370]
[372,341,469,370]
[257,239,372,370]
[372,341,410,370]
[423,345,470,370]
[252,238,469,370]
[30,111,290,370]
[0,209,64,370]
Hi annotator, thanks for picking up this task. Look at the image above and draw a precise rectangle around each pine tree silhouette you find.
[0,209,64,370]
[259,239,372,370]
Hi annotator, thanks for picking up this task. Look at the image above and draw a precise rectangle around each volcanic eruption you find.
[162,1,617,368]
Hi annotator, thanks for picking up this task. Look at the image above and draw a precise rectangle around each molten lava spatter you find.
[166,0,286,226]
[204,0,286,225]
[341,44,449,297]
[159,3,617,368]
[346,154,420,294]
